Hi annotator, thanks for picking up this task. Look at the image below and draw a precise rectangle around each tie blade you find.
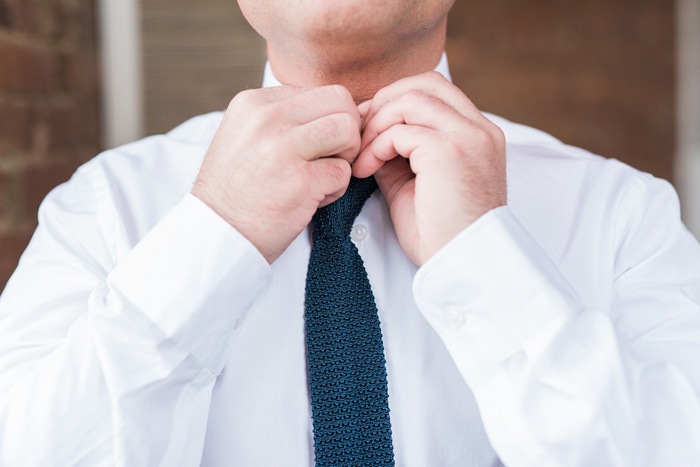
[305,175,394,466]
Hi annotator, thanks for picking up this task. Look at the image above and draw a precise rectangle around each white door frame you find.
[676,0,700,238]
[96,0,144,150]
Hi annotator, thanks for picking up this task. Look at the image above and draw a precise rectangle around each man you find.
[1,0,699,465]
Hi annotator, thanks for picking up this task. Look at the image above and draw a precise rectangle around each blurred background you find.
[0,0,698,291]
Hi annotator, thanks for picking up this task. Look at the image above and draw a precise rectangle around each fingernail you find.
[358,100,371,114]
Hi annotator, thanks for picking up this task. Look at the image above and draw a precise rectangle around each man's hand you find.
[353,72,507,266]
[192,85,361,264]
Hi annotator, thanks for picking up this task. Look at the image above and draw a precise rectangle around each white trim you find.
[96,0,144,149]
[676,0,700,238]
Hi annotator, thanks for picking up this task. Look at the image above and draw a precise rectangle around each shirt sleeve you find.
[0,171,272,466]
[413,176,700,466]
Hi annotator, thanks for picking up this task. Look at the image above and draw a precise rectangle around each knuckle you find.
[372,86,390,105]
[442,136,465,157]
[401,89,442,110]
[316,84,354,110]
[425,70,447,82]
[491,125,506,149]
[228,89,274,129]
[326,160,351,183]
[229,89,256,110]
[297,121,318,147]
[289,169,309,194]
[337,112,357,133]
[472,127,493,148]
[404,89,427,102]
[339,113,360,140]
[316,118,340,141]
[331,84,353,103]
[322,113,355,140]
[246,108,272,134]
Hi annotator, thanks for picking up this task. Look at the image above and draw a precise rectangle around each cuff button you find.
[446,307,466,328]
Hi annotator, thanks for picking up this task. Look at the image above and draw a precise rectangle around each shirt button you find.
[351,224,368,242]
[446,307,465,328]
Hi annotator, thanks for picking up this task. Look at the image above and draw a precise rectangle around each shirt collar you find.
[262,51,452,88]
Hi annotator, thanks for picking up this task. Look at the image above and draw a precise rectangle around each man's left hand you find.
[353,72,507,266]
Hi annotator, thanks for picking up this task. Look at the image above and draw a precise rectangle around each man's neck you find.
[265,19,447,104]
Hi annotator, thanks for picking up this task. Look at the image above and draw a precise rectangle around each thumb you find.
[358,100,372,118]
[311,158,352,207]
[373,157,414,207]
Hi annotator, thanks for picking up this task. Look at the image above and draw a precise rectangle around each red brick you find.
[20,159,77,215]
[36,103,81,150]
[0,0,11,28]
[0,40,58,93]
[0,227,35,294]
[49,0,67,41]
[0,101,31,150]
[446,0,674,181]
[12,0,40,35]
[0,0,98,295]
[60,51,97,93]
[77,98,100,147]
[0,169,7,220]
[1,162,24,225]
[50,3,95,46]
[76,4,96,45]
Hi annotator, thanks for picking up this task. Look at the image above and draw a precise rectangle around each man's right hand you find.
[192,85,361,264]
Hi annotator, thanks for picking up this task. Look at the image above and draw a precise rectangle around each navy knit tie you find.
[305,176,395,466]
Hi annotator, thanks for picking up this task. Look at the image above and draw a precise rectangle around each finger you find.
[360,91,467,152]
[254,85,316,104]
[282,85,360,127]
[357,100,371,118]
[358,100,371,129]
[227,86,313,123]
[363,71,482,129]
[289,112,362,163]
[309,158,352,207]
[353,124,441,178]
[230,85,316,117]
[373,157,414,209]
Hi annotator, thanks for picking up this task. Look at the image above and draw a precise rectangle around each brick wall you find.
[0,0,99,292]
[447,0,675,181]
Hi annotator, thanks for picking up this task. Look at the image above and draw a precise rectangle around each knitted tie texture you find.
[305,176,395,467]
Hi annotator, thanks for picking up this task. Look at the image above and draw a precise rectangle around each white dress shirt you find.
[1,54,700,466]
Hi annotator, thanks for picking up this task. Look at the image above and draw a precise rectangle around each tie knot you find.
[311,176,378,240]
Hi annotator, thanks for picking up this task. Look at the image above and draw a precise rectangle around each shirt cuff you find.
[413,205,580,387]
[107,193,272,374]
